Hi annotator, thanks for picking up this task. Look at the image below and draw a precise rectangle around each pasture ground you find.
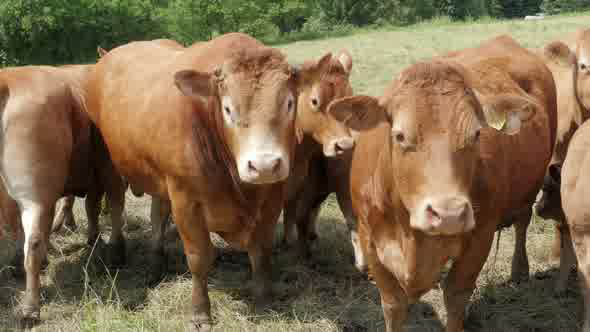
[2,13,590,331]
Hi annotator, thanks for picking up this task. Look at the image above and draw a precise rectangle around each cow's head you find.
[296,51,355,156]
[174,48,300,184]
[329,61,536,236]
[545,29,590,114]
[535,163,564,221]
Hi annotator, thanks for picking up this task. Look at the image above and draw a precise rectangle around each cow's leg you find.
[104,178,127,267]
[282,200,298,247]
[248,202,282,312]
[556,225,576,293]
[363,223,406,332]
[150,197,171,283]
[571,227,590,331]
[52,195,76,232]
[248,221,275,311]
[8,209,25,277]
[85,187,103,247]
[337,191,365,272]
[20,201,54,321]
[551,223,563,262]
[170,189,214,331]
[443,226,495,332]
[373,262,407,332]
[511,207,532,282]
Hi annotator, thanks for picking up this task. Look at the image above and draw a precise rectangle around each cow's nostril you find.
[272,158,281,173]
[311,98,319,106]
[335,142,344,153]
[248,160,257,172]
[426,204,439,219]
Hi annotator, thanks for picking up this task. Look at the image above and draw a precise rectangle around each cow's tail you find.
[490,227,502,276]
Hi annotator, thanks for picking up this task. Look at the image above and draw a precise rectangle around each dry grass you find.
[2,13,590,331]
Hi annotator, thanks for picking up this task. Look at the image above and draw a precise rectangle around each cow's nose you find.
[247,154,282,176]
[422,197,474,235]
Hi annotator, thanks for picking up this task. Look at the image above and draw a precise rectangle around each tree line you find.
[1,0,589,66]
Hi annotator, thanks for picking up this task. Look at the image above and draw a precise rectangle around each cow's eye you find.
[311,97,319,109]
[474,129,481,141]
[391,129,415,152]
[581,63,587,71]
[224,106,231,115]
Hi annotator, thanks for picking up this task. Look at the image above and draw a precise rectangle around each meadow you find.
[1,13,590,331]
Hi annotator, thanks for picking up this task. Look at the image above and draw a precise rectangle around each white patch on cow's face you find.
[235,92,294,184]
[221,95,236,127]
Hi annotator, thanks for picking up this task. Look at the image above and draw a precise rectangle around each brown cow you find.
[51,40,184,235]
[0,65,126,321]
[561,120,590,331]
[532,28,590,291]
[327,35,556,331]
[85,33,353,330]
[282,51,355,257]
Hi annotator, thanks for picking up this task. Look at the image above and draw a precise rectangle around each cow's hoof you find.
[147,249,167,286]
[108,241,127,268]
[187,319,213,332]
[510,272,529,283]
[252,295,273,315]
[18,304,40,327]
[87,236,105,249]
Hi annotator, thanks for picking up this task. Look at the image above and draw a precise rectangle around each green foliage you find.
[0,0,164,66]
[542,0,590,14]
[0,0,589,66]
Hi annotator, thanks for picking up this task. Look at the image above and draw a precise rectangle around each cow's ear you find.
[544,41,576,67]
[97,46,108,58]
[174,70,215,101]
[298,53,333,82]
[328,95,388,131]
[338,50,353,74]
[475,91,536,135]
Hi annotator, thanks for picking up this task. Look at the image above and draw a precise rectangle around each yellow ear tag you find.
[483,107,507,131]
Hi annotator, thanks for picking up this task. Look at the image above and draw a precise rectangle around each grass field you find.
[2,13,590,332]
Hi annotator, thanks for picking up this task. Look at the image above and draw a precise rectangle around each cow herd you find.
[0,28,589,331]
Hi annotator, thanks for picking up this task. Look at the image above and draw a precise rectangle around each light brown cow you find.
[0,65,126,321]
[327,35,556,331]
[85,33,352,330]
[532,29,590,291]
[282,51,355,257]
[561,120,590,331]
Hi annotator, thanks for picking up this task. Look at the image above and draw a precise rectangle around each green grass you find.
[1,12,590,332]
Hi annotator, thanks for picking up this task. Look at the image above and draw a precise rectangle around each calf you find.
[282,51,355,257]
[0,65,125,321]
[85,33,348,330]
[328,35,556,331]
